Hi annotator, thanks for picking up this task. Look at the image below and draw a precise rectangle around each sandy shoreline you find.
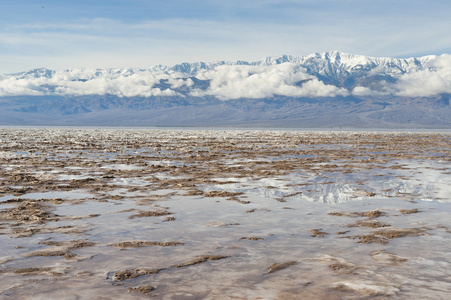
[1,129,450,299]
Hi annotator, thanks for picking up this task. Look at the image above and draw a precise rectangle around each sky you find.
[1,0,451,74]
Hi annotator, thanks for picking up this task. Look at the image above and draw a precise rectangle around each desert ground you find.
[0,128,450,299]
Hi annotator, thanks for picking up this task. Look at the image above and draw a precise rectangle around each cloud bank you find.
[0,69,188,98]
[191,64,348,99]
[1,54,450,100]
[393,54,451,97]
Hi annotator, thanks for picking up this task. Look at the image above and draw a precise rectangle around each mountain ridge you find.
[6,50,436,78]
[1,51,450,128]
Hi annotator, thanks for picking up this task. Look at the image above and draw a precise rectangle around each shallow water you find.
[0,129,450,299]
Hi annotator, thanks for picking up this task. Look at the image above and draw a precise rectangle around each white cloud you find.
[0,77,45,96]
[0,63,350,99]
[393,54,451,97]
[0,69,187,97]
[1,56,451,100]
[191,63,348,100]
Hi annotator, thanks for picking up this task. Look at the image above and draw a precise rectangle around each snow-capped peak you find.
[1,52,449,99]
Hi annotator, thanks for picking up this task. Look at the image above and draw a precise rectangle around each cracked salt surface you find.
[0,128,450,299]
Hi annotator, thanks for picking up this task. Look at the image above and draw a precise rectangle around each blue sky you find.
[1,0,451,73]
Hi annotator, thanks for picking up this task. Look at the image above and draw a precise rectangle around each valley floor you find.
[0,129,450,299]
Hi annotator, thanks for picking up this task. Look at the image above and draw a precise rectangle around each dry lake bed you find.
[0,128,450,299]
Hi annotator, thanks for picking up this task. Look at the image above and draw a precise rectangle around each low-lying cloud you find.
[393,54,451,97]
[0,63,349,99]
[0,69,187,98]
[1,55,450,100]
[191,64,348,99]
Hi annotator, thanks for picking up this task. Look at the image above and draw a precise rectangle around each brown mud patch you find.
[203,190,250,204]
[1,267,66,277]
[112,254,230,281]
[336,230,350,235]
[109,241,184,248]
[310,229,329,237]
[112,268,163,281]
[39,239,96,249]
[265,261,298,274]
[184,189,204,196]
[129,210,172,219]
[328,262,356,274]
[357,210,384,218]
[173,255,230,269]
[371,250,408,264]
[128,285,155,294]
[13,267,54,275]
[0,199,59,224]
[24,250,76,259]
[316,256,357,275]
[11,224,91,238]
[204,191,244,198]
[399,208,421,214]
[352,227,428,244]
[226,196,251,204]
[329,210,385,219]
[22,239,96,259]
[239,236,264,241]
[348,220,391,228]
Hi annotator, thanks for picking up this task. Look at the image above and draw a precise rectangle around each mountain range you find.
[0,51,450,128]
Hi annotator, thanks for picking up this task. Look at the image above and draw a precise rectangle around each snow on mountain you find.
[169,51,436,79]
[0,51,449,99]
[263,51,435,75]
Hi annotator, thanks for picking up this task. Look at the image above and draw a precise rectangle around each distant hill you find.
[1,51,450,128]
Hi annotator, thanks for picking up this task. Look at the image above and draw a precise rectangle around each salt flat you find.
[0,129,450,299]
